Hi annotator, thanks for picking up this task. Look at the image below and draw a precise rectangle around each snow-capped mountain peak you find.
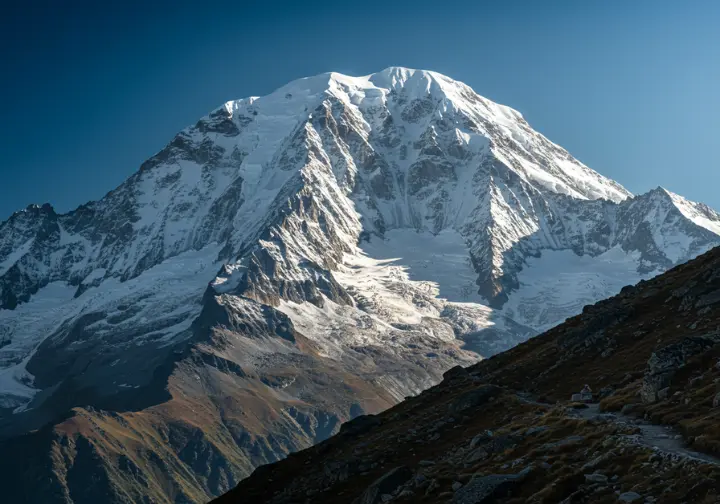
[657,186,720,235]
[1,69,719,502]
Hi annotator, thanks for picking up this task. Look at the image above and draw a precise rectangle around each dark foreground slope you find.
[215,247,720,504]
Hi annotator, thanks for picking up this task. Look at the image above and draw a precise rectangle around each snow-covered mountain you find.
[1,67,719,502]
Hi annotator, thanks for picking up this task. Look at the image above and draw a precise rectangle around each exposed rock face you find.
[1,68,720,502]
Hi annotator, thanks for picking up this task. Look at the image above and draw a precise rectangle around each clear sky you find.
[1,0,719,218]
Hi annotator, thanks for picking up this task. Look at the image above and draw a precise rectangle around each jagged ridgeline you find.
[1,68,720,503]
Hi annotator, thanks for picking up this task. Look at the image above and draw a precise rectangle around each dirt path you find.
[515,393,720,465]
[572,403,720,466]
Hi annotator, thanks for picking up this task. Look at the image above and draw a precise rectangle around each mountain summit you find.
[1,68,720,502]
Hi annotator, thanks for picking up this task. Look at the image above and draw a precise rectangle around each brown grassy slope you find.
[215,247,720,504]
[0,334,404,504]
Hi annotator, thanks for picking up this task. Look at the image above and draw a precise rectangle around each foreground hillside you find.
[215,246,720,504]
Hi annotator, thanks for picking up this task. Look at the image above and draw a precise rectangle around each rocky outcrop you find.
[447,385,502,414]
[641,335,720,403]
[353,466,413,504]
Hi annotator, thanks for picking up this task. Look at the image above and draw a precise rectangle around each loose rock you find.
[352,466,413,504]
[584,473,608,484]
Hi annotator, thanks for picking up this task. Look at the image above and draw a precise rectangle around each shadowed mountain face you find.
[214,246,720,504]
[1,68,720,503]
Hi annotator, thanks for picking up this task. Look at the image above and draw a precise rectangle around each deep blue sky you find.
[1,0,719,217]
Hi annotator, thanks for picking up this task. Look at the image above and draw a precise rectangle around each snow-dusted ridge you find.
[1,66,719,424]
